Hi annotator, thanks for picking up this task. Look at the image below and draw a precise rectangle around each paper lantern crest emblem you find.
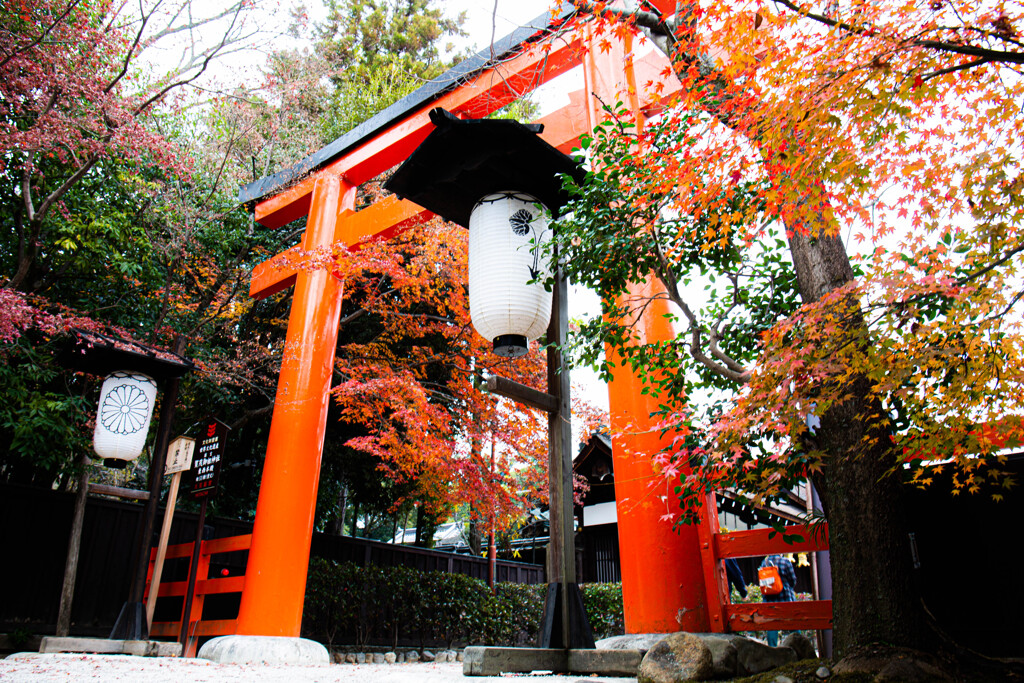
[93,371,158,463]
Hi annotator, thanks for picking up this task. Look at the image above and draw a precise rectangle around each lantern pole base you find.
[463,646,642,677]
[537,582,596,649]
[109,601,147,641]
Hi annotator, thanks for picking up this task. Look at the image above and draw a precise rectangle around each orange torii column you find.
[583,29,711,633]
[234,176,356,638]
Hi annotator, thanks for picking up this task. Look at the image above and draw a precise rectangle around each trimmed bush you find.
[580,582,624,640]
[302,559,625,648]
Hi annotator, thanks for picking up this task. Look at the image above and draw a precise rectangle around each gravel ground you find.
[0,653,635,683]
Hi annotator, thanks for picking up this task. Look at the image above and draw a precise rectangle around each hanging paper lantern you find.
[93,371,158,465]
[468,192,553,357]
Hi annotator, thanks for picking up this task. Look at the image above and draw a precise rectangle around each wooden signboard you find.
[188,419,227,499]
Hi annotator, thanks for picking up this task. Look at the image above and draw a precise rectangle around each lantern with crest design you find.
[385,108,584,357]
[93,371,159,465]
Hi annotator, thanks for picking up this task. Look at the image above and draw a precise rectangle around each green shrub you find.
[580,582,624,640]
[483,582,546,646]
[302,561,625,648]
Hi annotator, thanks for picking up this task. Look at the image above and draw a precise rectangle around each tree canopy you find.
[0,0,581,551]
[551,0,1024,660]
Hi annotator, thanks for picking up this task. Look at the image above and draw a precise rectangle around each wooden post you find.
[547,268,572,639]
[179,496,208,651]
[484,266,594,649]
[541,266,594,649]
[110,336,186,641]
[56,455,90,636]
[145,470,182,630]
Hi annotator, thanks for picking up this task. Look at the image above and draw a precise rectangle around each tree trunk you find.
[326,485,348,536]
[787,230,929,656]
[469,519,482,555]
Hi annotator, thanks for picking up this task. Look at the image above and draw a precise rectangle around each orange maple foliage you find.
[323,217,558,531]
[562,0,1024,502]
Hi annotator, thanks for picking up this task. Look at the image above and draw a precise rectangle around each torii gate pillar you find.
[583,29,711,634]
[234,176,356,637]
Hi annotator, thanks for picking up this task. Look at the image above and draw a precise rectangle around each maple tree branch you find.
[104,0,152,95]
[571,0,678,45]
[769,0,1024,66]
[35,154,100,225]
[648,220,750,383]
[143,0,246,45]
[131,1,246,116]
[999,288,1024,319]
[339,308,368,328]
[922,57,990,81]
[20,164,36,225]
[0,0,84,72]
[956,241,1024,288]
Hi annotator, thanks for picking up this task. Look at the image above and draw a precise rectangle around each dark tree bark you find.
[787,231,929,655]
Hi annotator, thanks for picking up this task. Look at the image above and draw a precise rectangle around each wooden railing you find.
[144,534,250,657]
[697,492,832,633]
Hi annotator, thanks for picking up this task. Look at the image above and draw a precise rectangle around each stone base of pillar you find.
[197,635,329,665]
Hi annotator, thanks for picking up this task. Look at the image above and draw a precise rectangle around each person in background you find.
[759,553,797,647]
[725,558,748,599]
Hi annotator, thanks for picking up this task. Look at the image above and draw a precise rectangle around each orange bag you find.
[758,564,783,596]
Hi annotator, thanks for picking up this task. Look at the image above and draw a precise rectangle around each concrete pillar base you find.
[39,636,182,657]
[462,647,642,676]
[197,635,329,665]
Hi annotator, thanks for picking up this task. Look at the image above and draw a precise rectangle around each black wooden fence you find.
[0,483,544,637]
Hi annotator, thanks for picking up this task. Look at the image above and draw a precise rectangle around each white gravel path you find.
[0,653,634,683]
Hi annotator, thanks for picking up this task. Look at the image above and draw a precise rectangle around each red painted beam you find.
[249,247,300,300]
[726,600,833,632]
[714,524,830,559]
[202,534,252,554]
[250,197,433,300]
[254,37,585,229]
[153,575,245,598]
[151,619,237,638]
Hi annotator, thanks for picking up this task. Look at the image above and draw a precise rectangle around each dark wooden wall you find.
[0,483,543,637]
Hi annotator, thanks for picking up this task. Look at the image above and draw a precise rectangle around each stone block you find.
[197,635,329,665]
[637,633,714,683]
[39,637,181,658]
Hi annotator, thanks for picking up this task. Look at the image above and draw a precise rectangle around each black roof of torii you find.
[237,3,579,207]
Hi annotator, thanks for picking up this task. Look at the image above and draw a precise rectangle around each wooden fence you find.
[0,483,542,638]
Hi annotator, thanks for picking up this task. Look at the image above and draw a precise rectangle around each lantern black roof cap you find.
[383,108,586,229]
[58,328,195,381]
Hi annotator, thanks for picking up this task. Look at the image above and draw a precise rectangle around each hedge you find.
[302,559,624,649]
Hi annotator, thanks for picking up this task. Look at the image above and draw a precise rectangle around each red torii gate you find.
[226,3,830,645]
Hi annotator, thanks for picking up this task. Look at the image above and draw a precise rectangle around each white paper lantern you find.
[93,371,158,464]
[468,192,553,357]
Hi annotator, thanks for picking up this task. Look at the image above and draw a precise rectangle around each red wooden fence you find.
[698,492,832,634]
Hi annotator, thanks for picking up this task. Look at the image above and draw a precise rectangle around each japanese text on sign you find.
[189,419,226,499]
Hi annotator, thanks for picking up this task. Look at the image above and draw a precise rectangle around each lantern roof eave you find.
[59,328,196,381]
[383,107,586,228]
